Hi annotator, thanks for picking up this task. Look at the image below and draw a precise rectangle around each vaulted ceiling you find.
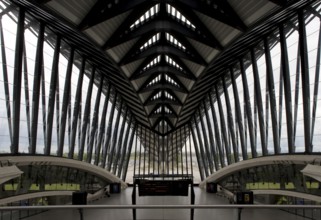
[16,0,308,134]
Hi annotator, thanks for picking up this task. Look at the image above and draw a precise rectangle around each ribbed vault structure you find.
[0,0,321,207]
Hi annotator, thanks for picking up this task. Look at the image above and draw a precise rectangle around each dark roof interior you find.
[14,0,312,135]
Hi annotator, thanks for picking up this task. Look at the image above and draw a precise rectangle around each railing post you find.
[238,208,242,220]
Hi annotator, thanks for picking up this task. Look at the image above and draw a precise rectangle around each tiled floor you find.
[26,187,309,220]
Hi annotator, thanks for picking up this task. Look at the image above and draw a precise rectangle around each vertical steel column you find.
[188,127,193,176]
[311,22,321,145]
[153,131,156,175]
[190,123,205,181]
[293,48,301,149]
[209,93,225,167]
[222,77,239,162]
[30,22,45,154]
[69,58,85,158]
[55,65,60,149]
[101,92,117,168]
[107,99,122,171]
[94,85,111,166]
[204,99,218,170]
[68,84,71,151]
[184,125,189,174]
[143,126,146,176]
[133,125,138,177]
[215,86,232,165]
[299,10,312,153]
[175,126,179,175]
[230,68,248,159]
[171,124,174,175]
[23,45,31,149]
[161,121,165,178]
[157,127,160,174]
[240,59,257,158]
[278,64,283,150]
[113,107,128,174]
[12,8,25,154]
[180,127,184,175]
[78,67,95,161]
[86,77,103,163]
[122,123,136,181]
[168,128,171,175]
[264,38,281,154]
[250,50,268,156]
[45,35,61,155]
[138,125,142,176]
[265,79,270,152]
[117,114,132,177]
[253,90,258,153]
[279,24,295,153]
[41,65,47,149]
[199,103,214,173]
[148,129,151,175]
[0,20,13,145]
[194,113,209,176]
[57,48,74,157]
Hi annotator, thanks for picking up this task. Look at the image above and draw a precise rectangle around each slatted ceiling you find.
[140,91,154,103]
[46,0,96,25]
[173,91,187,103]
[145,105,157,115]
[169,118,177,126]
[84,12,129,46]
[109,38,139,63]
[228,0,277,26]
[25,0,306,135]
[181,59,204,77]
[132,76,150,91]
[176,75,194,91]
[196,12,241,47]
[122,59,145,77]
[171,105,181,114]
[187,38,219,63]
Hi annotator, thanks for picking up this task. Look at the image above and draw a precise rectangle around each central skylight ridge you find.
[165,74,179,87]
[142,55,161,71]
[147,74,162,87]
[130,4,160,30]
[166,4,196,30]
[165,55,183,71]
[151,91,162,101]
[140,33,161,51]
[166,33,186,51]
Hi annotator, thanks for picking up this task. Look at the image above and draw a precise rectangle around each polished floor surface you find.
[26,187,309,220]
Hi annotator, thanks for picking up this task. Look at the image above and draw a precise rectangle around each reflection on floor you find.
[26,187,308,220]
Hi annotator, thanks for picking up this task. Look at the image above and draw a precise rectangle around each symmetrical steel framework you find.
[0,0,320,195]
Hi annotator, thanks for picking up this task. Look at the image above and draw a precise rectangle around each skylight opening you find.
[155,107,162,114]
[140,33,160,51]
[162,120,168,126]
[151,91,162,101]
[130,4,160,29]
[166,4,196,30]
[165,74,179,87]
[147,74,161,87]
[143,55,161,71]
[165,33,186,51]
[164,106,172,114]
[165,55,183,71]
[164,91,174,100]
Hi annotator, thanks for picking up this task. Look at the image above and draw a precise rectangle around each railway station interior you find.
[0,0,321,219]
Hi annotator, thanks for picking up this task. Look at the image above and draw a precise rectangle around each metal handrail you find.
[0,204,320,210]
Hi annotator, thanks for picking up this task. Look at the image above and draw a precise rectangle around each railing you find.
[0,204,320,220]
